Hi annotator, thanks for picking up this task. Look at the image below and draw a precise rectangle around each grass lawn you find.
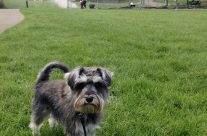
[0,0,207,135]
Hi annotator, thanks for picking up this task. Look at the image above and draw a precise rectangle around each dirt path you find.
[0,9,24,33]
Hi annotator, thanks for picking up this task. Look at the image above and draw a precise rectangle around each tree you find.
[0,0,4,8]
[165,0,168,6]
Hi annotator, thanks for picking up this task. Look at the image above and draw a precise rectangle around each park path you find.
[0,9,24,33]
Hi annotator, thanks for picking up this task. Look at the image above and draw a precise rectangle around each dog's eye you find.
[75,83,86,90]
[94,82,106,89]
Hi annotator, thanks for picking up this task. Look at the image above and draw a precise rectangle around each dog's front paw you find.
[48,115,58,128]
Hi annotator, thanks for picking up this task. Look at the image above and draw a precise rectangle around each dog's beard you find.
[74,95,102,114]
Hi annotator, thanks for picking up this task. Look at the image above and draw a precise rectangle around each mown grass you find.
[1,1,207,136]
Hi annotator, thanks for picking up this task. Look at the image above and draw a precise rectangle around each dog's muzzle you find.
[74,94,102,114]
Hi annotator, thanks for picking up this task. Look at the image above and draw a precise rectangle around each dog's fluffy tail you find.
[36,61,69,84]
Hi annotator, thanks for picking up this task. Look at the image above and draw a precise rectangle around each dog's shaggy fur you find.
[29,62,113,136]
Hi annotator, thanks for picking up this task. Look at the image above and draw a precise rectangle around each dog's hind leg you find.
[48,114,58,128]
[29,115,42,136]
[29,106,49,136]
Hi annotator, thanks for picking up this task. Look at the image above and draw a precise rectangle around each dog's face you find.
[65,67,113,114]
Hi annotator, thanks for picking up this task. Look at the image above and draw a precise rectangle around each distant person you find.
[80,0,87,9]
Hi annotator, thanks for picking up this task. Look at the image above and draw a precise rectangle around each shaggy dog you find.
[29,61,113,136]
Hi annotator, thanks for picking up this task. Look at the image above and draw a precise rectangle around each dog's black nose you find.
[85,96,93,103]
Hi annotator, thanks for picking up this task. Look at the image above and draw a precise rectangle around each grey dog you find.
[29,62,113,136]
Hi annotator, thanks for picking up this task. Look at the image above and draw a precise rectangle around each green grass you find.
[1,1,207,136]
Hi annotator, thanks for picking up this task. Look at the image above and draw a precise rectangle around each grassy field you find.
[1,0,207,136]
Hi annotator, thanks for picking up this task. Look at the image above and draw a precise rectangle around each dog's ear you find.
[79,67,85,76]
[97,68,113,87]
[64,67,85,90]
[64,72,75,90]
